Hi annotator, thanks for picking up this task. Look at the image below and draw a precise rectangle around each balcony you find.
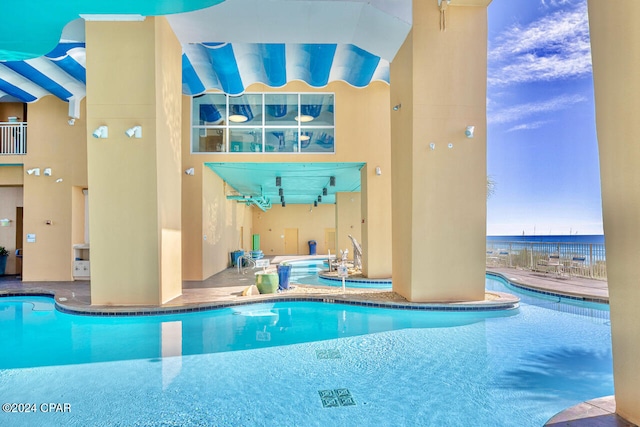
[0,121,27,155]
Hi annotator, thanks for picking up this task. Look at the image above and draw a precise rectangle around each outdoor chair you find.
[537,254,565,277]
[568,256,587,277]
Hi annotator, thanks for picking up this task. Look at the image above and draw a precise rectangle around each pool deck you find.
[0,262,634,427]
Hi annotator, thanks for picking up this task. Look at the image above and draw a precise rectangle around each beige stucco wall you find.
[390,3,488,301]
[335,192,361,260]
[588,0,640,423]
[252,203,335,256]
[20,96,88,281]
[86,17,182,304]
[0,185,23,274]
[201,167,253,279]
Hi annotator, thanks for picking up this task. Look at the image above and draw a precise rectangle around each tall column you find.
[390,1,489,302]
[361,164,392,278]
[86,17,182,305]
[588,1,640,423]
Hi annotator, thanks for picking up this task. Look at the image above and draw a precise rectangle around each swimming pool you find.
[287,258,392,289]
[0,276,612,426]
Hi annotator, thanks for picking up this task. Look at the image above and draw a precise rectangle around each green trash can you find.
[255,272,279,294]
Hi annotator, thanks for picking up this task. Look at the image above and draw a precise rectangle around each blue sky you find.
[486,0,603,236]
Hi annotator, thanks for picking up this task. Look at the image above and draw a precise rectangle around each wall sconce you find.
[185,168,195,176]
[0,218,11,227]
[44,168,52,176]
[68,118,76,126]
[278,188,284,197]
[125,125,142,139]
[92,126,108,139]
[26,168,40,176]
[314,200,318,207]
[375,166,382,176]
[465,126,475,138]
[281,201,286,207]
[392,104,401,111]
[448,143,454,149]
[318,195,322,202]
[329,176,335,186]
[322,187,328,196]
[429,143,436,151]
[276,176,281,187]
[55,178,63,183]
[280,195,285,203]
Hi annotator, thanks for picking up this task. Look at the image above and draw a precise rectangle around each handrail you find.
[0,122,27,155]
[486,240,607,280]
[236,255,257,274]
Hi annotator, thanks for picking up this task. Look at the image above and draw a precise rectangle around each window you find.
[191,93,335,153]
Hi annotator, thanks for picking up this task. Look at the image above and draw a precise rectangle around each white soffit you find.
[167,0,412,61]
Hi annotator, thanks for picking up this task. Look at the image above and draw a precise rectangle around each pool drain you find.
[315,349,341,359]
[318,389,356,408]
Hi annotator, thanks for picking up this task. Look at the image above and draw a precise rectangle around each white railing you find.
[486,240,607,280]
[0,122,27,155]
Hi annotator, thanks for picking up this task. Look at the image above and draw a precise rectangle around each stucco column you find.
[389,1,489,302]
[361,164,392,278]
[86,17,182,305]
[588,1,640,423]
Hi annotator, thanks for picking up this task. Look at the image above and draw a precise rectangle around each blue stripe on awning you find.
[261,44,286,87]
[2,61,73,101]
[306,44,337,87]
[44,43,85,59]
[203,43,244,95]
[51,56,86,84]
[182,54,206,96]
[342,45,381,88]
[0,78,37,102]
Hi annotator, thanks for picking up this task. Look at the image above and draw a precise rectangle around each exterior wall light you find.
[185,168,195,176]
[92,126,108,139]
[26,168,40,176]
[465,126,475,138]
[125,125,142,138]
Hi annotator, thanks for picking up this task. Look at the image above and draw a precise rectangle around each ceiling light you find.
[282,201,286,207]
[318,196,322,202]
[322,188,327,196]
[279,188,283,196]
[125,125,142,138]
[314,201,318,207]
[329,176,335,186]
[92,126,108,139]
[300,134,311,141]
[228,114,249,123]
[276,176,281,187]
[295,115,314,123]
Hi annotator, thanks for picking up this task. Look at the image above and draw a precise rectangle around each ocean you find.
[487,234,605,244]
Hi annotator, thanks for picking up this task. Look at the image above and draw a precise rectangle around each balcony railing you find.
[0,122,27,155]
[486,240,607,280]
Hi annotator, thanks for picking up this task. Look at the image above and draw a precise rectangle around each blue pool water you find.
[288,258,391,289]
[0,276,612,426]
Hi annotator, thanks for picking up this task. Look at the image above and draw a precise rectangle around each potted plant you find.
[0,246,9,275]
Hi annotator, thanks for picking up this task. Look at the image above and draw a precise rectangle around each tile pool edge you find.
[486,271,609,305]
[0,287,519,317]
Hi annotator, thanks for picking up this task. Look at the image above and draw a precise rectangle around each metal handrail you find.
[486,240,607,280]
[0,122,27,155]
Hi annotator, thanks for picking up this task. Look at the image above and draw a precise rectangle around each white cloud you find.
[489,93,587,125]
[506,120,552,132]
[489,0,591,86]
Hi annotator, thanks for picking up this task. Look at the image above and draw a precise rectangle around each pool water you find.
[0,276,613,427]
[287,258,391,289]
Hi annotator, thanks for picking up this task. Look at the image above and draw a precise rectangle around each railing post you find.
[589,244,594,278]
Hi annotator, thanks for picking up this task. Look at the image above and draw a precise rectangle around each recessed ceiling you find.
[206,162,364,207]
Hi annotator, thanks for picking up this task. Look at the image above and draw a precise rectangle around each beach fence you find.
[486,240,607,280]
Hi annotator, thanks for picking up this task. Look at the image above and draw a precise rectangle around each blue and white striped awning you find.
[182,42,389,96]
[0,41,389,112]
